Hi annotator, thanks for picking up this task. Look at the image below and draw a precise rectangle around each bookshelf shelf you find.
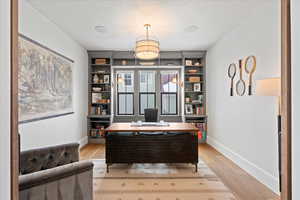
[184,57,207,143]
[88,56,112,143]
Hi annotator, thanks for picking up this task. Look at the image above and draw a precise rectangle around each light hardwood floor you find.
[80,143,280,200]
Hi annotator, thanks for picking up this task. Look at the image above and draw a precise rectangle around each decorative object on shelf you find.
[96,107,101,115]
[185,59,193,66]
[189,76,201,83]
[194,62,201,66]
[121,60,127,65]
[96,70,106,74]
[244,55,257,95]
[198,95,204,103]
[194,83,201,92]
[166,62,176,66]
[93,74,100,83]
[135,24,160,60]
[103,75,110,84]
[185,104,193,114]
[236,59,246,96]
[227,63,237,96]
[139,61,155,66]
[185,97,191,103]
[93,87,102,92]
[188,69,198,73]
[18,35,74,123]
[95,58,107,65]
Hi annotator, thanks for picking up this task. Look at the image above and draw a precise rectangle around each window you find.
[139,71,156,115]
[117,71,134,115]
[160,71,178,115]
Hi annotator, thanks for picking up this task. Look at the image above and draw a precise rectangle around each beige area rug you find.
[92,159,237,200]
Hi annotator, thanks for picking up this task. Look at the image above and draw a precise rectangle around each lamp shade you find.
[135,39,160,60]
[256,78,281,96]
[135,24,160,60]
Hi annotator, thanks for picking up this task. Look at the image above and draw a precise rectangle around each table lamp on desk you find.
[256,77,281,191]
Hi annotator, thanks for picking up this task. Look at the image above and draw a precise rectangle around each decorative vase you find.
[93,74,99,83]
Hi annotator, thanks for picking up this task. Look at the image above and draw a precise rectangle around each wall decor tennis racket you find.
[236,59,246,96]
[244,55,257,95]
[228,63,237,96]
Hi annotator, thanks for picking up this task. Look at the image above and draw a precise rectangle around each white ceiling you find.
[26,0,274,51]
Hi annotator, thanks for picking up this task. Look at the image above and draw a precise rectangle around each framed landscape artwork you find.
[18,35,74,123]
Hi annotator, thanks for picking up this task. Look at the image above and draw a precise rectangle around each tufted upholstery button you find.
[48,155,53,160]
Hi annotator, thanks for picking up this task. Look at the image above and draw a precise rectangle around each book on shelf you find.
[196,106,205,115]
[95,58,107,65]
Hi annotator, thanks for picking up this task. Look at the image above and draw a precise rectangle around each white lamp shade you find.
[135,39,160,60]
[256,78,281,96]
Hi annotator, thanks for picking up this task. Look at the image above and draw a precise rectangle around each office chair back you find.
[144,108,158,122]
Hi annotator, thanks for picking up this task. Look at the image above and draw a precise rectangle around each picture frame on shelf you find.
[92,93,102,103]
[185,59,193,66]
[194,83,201,92]
[185,104,193,115]
[104,75,110,84]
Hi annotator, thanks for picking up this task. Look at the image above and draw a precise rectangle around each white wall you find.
[291,0,300,199]
[19,0,88,150]
[0,0,11,199]
[206,1,280,194]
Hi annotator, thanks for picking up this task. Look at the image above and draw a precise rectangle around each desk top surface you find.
[105,122,198,132]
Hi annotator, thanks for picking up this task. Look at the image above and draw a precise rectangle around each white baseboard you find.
[207,136,280,195]
[79,136,88,149]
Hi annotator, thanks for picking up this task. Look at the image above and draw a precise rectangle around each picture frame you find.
[194,83,201,92]
[185,59,193,66]
[185,104,193,115]
[19,34,74,123]
[104,75,110,84]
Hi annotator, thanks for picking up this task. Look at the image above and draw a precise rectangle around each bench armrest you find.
[19,161,93,191]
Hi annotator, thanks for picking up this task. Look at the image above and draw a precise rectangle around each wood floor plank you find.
[80,143,280,200]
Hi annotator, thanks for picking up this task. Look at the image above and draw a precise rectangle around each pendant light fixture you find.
[135,24,160,60]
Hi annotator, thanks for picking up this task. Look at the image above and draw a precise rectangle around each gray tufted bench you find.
[19,143,94,200]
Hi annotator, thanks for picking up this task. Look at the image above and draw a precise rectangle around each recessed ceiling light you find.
[184,25,199,33]
[95,25,106,33]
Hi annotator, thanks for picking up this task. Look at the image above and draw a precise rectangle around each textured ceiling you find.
[26,0,274,51]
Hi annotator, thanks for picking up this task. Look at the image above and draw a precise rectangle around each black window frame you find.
[160,71,179,115]
[139,92,156,115]
[116,71,134,116]
[117,93,134,115]
[160,92,178,115]
[138,71,156,115]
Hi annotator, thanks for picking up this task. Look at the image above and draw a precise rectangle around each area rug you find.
[92,159,237,200]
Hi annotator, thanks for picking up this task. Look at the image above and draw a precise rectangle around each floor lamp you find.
[256,77,281,191]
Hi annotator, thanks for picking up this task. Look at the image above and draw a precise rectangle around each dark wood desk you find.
[105,123,199,172]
